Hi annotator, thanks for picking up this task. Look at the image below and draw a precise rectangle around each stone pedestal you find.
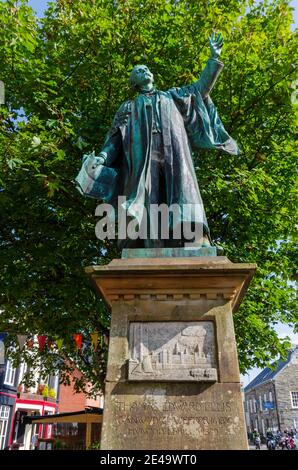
[86,256,256,450]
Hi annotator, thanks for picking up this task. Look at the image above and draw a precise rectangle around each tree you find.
[0,0,297,394]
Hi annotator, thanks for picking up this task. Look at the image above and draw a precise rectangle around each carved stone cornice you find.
[85,257,256,312]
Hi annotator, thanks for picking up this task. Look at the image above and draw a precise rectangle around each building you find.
[244,345,298,436]
[23,369,104,450]
[0,334,59,450]
[0,334,16,450]
[0,335,104,450]
[59,367,104,413]
[25,409,103,450]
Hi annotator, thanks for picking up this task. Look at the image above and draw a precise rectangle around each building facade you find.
[59,366,103,413]
[0,334,17,450]
[0,334,59,450]
[1,335,104,450]
[244,345,298,436]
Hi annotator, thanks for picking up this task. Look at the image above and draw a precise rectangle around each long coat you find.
[88,58,238,238]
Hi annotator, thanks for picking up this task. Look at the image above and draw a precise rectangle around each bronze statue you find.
[76,33,239,249]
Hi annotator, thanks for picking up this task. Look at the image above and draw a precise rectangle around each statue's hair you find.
[129,66,141,90]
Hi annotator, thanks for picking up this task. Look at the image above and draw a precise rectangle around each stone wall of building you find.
[275,358,298,431]
[245,381,279,434]
[244,348,298,435]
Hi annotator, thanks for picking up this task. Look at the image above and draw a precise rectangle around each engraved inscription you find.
[109,399,237,439]
[113,400,232,413]
[128,321,217,381]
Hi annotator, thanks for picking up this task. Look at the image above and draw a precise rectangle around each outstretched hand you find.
[208,32,224,59]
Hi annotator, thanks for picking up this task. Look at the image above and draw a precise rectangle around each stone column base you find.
[86,256,256,450]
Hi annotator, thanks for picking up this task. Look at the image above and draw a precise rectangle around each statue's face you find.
[130,65,154,89]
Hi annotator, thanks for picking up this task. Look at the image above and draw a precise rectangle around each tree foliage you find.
[0,0,297,393]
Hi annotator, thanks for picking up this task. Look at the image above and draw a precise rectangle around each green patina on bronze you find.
[76,33,239,248]
[121,247,218,259]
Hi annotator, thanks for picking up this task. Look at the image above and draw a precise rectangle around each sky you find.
[25,0,298,27]
[15,0,298,386]
[241,324,298,387]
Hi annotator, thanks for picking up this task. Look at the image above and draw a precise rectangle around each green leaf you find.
[7,158,23,170]
[31,136,41,147]
[56,149,66,160]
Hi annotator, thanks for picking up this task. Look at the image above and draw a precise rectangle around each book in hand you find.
[75,151,118,201]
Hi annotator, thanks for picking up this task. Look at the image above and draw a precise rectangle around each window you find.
[4,359,16,386]
[269,391,273,402]
[48,374,59,396]
[0,340,4,365]
[259,396,262,411]
[0,406,9,419]
[263,393,266,403]
[254,399,257,412]
[18,362,28,384]
[0,406,10,450]
[290,391,298,408]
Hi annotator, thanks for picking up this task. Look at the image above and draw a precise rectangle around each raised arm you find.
[196,32,224,98]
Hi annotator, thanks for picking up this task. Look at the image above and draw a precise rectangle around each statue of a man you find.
[76,33,239,249]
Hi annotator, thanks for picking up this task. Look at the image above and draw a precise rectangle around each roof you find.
[24,408,103,425]
[244,346,298,392]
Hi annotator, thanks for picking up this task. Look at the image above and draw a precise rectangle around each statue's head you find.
[129,65,154,91]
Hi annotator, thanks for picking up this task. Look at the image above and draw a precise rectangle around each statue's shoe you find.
[201,238,224,256]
